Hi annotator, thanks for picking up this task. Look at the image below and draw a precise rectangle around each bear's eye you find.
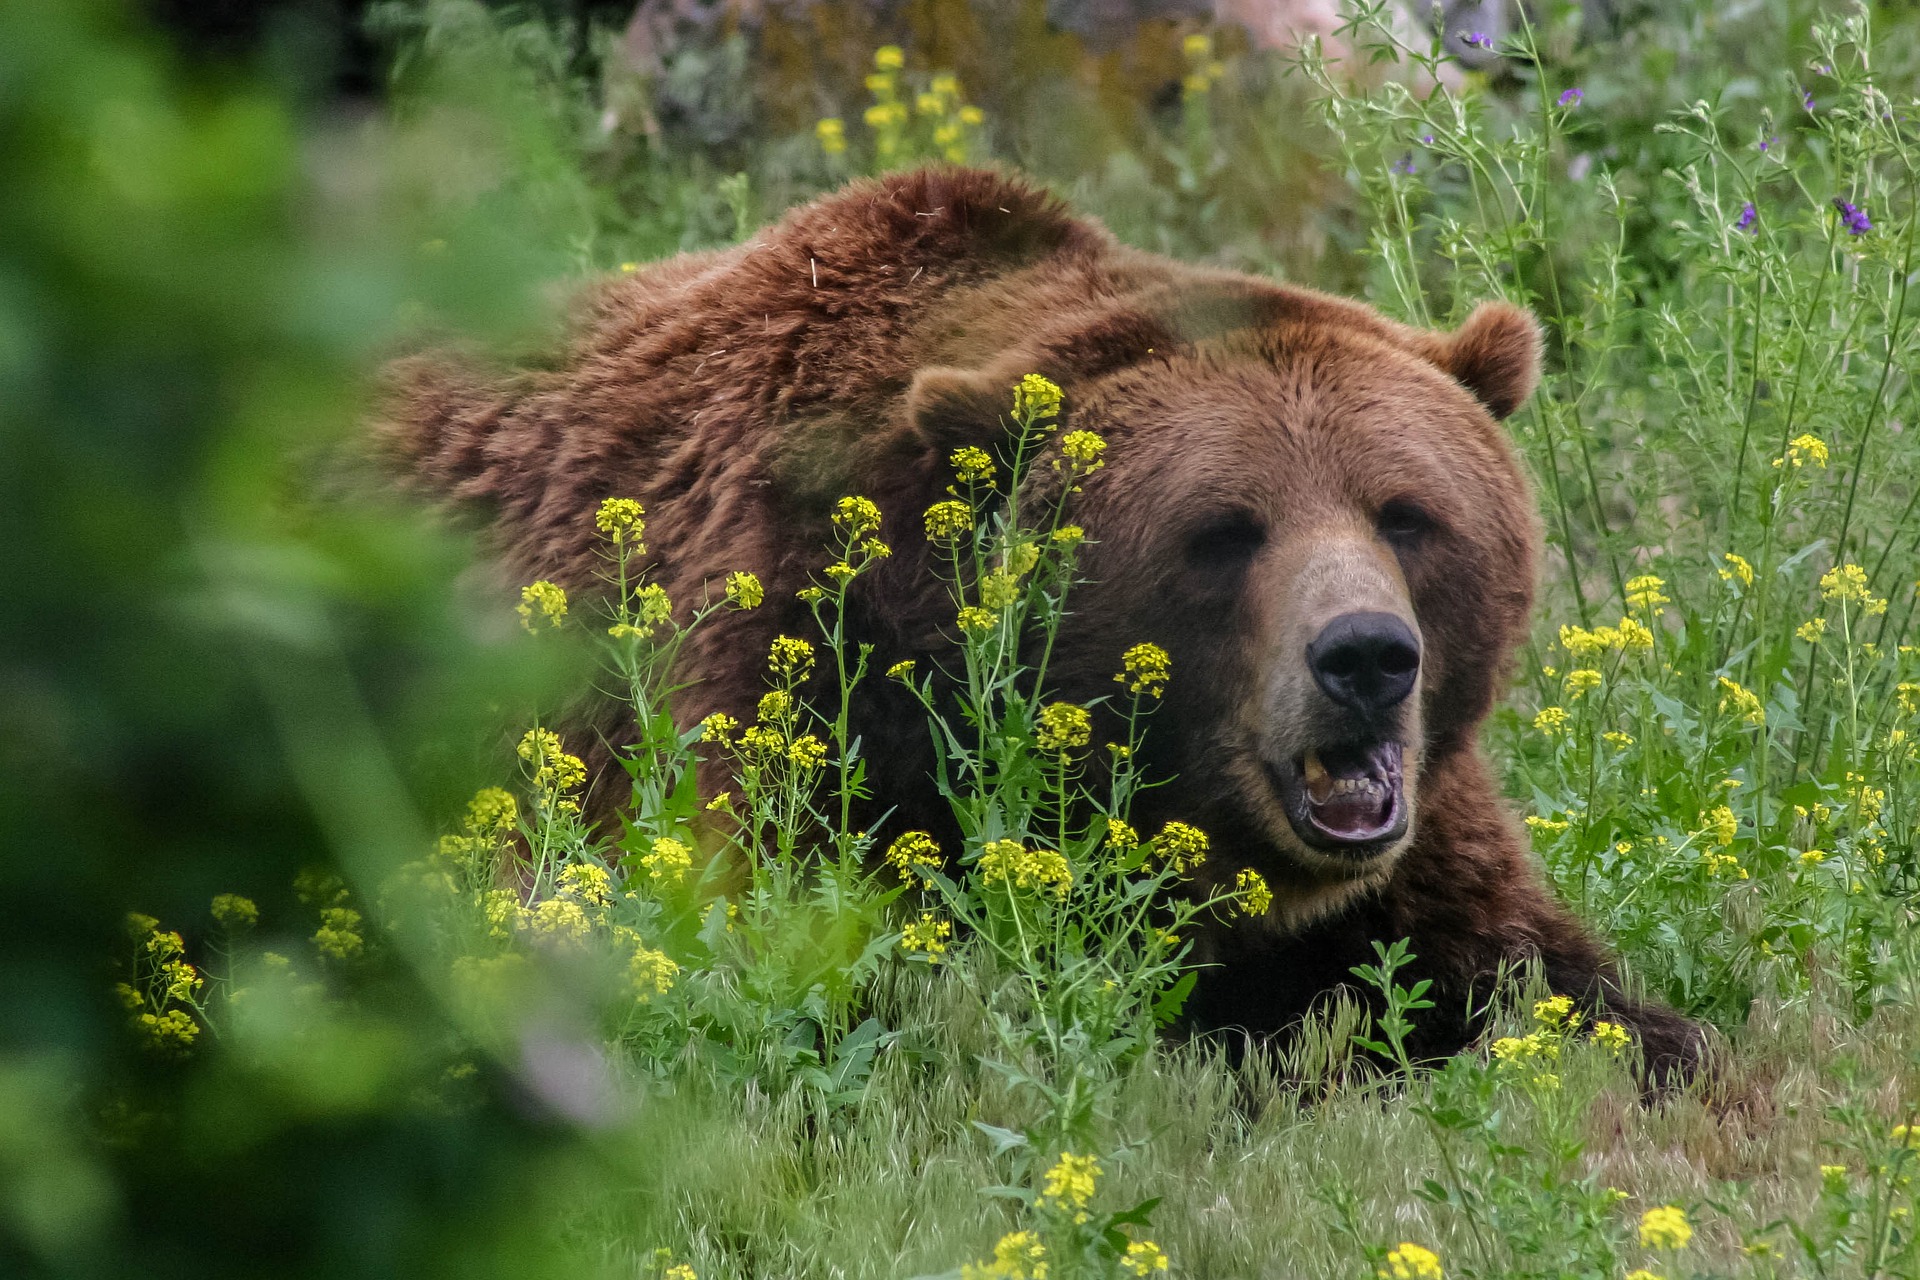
[1376,499,1435,548]
[1185,513,1266,578]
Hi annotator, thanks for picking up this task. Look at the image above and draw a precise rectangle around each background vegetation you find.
[6,0,1920,1276]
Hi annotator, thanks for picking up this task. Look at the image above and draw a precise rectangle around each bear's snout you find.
[1305,611,1421,716]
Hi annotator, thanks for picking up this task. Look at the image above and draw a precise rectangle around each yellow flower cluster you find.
[1234,867,1273,916]
[596,496,646,546]
[951,446,997,485]
[886,659,916,680]
[1121,1240,1170,1276]
[518,580,568,632]
[1558,617,1654,657]
[1798,616,1827,642]
[899,912,952,958]
[1012,373,1064,423]
[699,712,738,745]
[725,571,763,609]
[1117,642,1172,698]
[1533,705,1570,735]
[211,893,258,929]
[833,495,882,538]
[787,734,828,770]
[313,905,365,961]
[557,862,613,907]
[1705,804,1738,847]
[518,728,587,795]
[610,581,674,640]
[1774,433,1830,469]
[979,569,1021,609]
[1052,525,1085,548]
[958,605,997,635]
[1036,701,1092,754]
[925,499,973,541]
[978,839,1072,898]
[815,117,846,155]
[1155,821,1209,872]
[1040,1151,1101,1219]
[630,944,679,1001]
[885,831,942,886]
[1106,818,1140,849]
[1639,1205,1692,1250]
[642,837,693,887]
[1180,31,1228,96]
[1563,669,1602,698]
[1719,553,1754,587]
[961,1231,1048,1280]
[769,636,815,679]
[1591,1019,1632,1055]
[1056,429,1107,473]
[1524,814,1570,834]
[1378,1242,1443,1280]
[1820,562,1888,614]
[1625,574,1670,614]
[1717,677,1766,726]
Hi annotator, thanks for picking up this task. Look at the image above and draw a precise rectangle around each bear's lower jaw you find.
[1267,740,1411,858]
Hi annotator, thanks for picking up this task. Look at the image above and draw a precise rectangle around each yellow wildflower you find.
[757,690,794,724]
[1035,702,1092,754]
[1117,642,1172,698]
[968,1231,1047,1280]
[1052,525,1085,547]
[1798,617,1827,642]
[787,734,827,769]
[1121,1240,1170,1275]
[1591,1020,1631,1054]
[1155,821,1209,872]
[313,906,365,961]
[823,561,856,584]
[924,499,973,541]
[1012,373,1063,423]
[466,786,517,835]
[556,862,613,907]
[595,497,646,545]
[1720,553,1755,587]
[1625,1272,1663,1280]
[833,495,882,538]
[699,712,738,745]
[526,897,592,947]
[1603,731,1635,749]
[957,605,996,634]
[517,580,568,632]
[815,117,846,155]
[885,830,942,885]
[1533,705,1570,735]
[1533,995,1575,1028]
[1625,574,1669,613]
[642,837,693,886]
[1893,1123,1920,1148]
[977,839,1071,898]
[1234,868,1273,917]
[1057,429,1107,472]
[1821,563,1873,603]
[210,894,258,929]
[958,104,984,126]
[1800,848,1827,865]
[1778,433,1830,468]
[768,636,815,678]
[950,446,996,485]
[1040,1151,1101,1214]
[1564,669,1602,697]
[518,728,587,793]
[630,945,679,1001]
[1616,617,1656,649]
[1524,815,1569,833]
[1717,677,1766,726]
[899,912,952,958]
[1106,818,1140,849]
[873,44,904,70]
[1822,1164,1849,1192]
[979,569,1021,609]
[1379,1243,1443,1280]
[1639,1205,1692,1250]
[887,659,916,679]
[724,571,763,608]
[138,1009,199,1057]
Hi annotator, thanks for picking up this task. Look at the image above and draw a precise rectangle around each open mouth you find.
[1269,741,1408,854]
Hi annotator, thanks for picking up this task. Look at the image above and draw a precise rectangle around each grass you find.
[25,0,1920,1277]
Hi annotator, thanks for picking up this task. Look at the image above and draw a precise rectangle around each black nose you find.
[1306,611,1421,714]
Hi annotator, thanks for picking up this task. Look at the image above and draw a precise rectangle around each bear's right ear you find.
[904,366,1017,457]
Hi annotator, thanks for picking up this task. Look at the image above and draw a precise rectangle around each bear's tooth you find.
[1303,750,1332,803]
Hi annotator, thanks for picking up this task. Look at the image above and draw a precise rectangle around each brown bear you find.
[380,166,1703,1080]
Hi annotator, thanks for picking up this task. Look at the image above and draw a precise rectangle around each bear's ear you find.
[1425,301,1542,421]
[904,365,1018,456]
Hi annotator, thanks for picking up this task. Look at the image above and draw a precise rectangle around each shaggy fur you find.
[378,167,1702,1080]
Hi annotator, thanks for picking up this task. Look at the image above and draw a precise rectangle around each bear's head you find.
[903,286,1541,923]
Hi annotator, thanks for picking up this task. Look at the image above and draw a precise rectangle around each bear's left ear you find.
[904,364,1047,457]
[1423,301,1542,421]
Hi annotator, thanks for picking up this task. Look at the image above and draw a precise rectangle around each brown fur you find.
[377,167,1702,1081]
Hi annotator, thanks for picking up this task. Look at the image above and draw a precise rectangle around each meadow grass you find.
[83,2,1920,1277]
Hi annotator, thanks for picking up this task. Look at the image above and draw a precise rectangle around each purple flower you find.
[1802,87,1816,112]
[1758,135,1780,153]
[1462,31,1494,50]
[1833,196,1872,235]
[1557,87,1583,107]
[1735,202,1757,233]
[1420,133,1435,146]
[1391,152,1416,175]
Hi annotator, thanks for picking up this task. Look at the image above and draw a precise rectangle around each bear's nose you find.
[1306,611,1421,714]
